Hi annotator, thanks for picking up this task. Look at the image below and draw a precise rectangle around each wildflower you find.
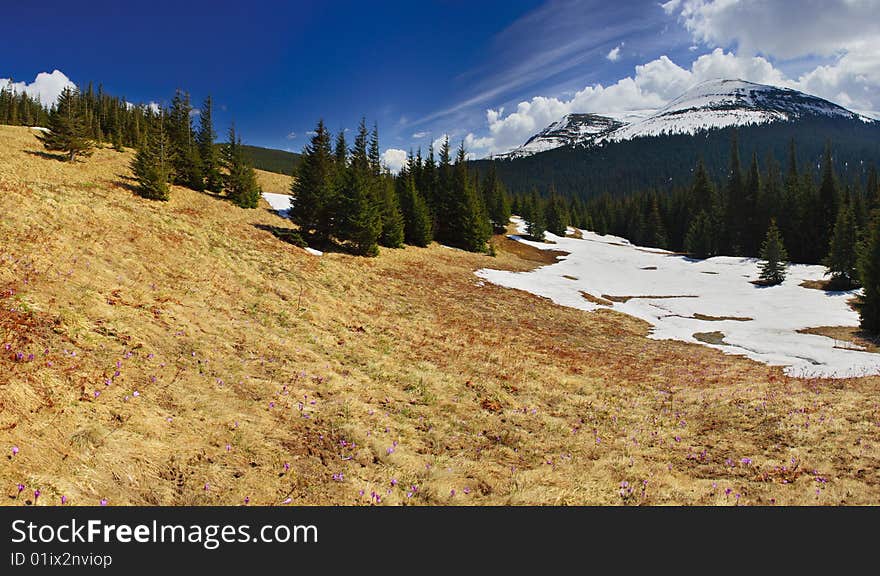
[61,495,67,505]
[281,497,292,505]
[11,446,19,456]
[33,490,41,502]
[741,457,752,466]
[93,390,100,398]
[390,478,397,487]
[244,496,250,505]
[17,483,25,494]
[204,483,210,491]
[100,499,108,506]
[133,391,140,397]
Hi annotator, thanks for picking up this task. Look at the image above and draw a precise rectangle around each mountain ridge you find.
[495,79,875,159]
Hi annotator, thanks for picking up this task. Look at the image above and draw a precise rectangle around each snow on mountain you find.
[496,113,625,159]
[497,79,874,158]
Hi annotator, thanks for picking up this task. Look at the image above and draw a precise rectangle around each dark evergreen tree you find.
[544,188,569,237]
[397,155,433,247]
[823,203,859,289]
[758,219,788,285]
[223,125,261,208]
[743,152,761,255]
[130,111,170,201]
[817,143,839,253]
[646,195,667,249]
[724,131,745,254]
[525,188,546,241]
[378,176,405,248]
[37,87,93,161]
[167,89,203,190]
[444,143,491,251]
[857,211,880,333]
[482,162,511,233]
[339,119,381,256]
[197,95,222,192]
[290,120,335,242]
[685,210,716,259]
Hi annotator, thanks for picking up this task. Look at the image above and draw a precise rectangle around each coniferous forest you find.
[290,119,502,257]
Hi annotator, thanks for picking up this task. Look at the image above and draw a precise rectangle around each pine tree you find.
[818,143,838,254]
[339,120,381,256]
[482,162,511,233]
[646,196,667,249]
[197,96,222,192]
[725,131,745,254]
[378,176,405,248]
[857,212,880,333]
[758,219,788,286]
[685,210,715,259]
[743,152,761,255]
[167,90,203,190]
[290,120,335,242]
[526,188,546,241]
[130,112,171,201]
[397,158,432,247]
[37,87,94,161]
[445,143,491,252]
[223,125,261,208]
[544,188,569,237]
[823,203,859,290]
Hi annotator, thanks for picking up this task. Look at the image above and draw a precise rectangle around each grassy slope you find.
[1,125,879,506]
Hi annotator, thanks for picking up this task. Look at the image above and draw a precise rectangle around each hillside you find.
[2,125,880,505]
[240,144,300,176]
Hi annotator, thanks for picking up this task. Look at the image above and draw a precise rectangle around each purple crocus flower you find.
[11,446,19,456]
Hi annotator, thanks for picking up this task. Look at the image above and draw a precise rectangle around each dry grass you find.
[2,125,880,506]
[799,326,880,353]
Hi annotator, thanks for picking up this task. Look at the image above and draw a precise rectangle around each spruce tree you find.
[167,90,203,190]
[378,176,405,248]
[823,203,859,289]
[544,188,569,237]
[339,120,381,256]
[37,87,94,161]
[397,158,432,247]
[223,125,261,208]
[857,212,880,333]
[130,112,171,201]
[290,120,335,242]
[758,219,788,286]
[526,188,546,241]
[482,162,511,233]
[443,143,491,252]
[818,143,839,253]
[725,131,745,254]
[685,211,715,259]
[743,152,761,256]
[646,196,667,249]
[197,96,222,192]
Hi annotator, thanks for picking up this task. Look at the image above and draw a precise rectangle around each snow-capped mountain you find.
[497,79,874,158]
[498,113,625,159]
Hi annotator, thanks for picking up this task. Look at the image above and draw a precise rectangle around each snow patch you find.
[477,221,875,378]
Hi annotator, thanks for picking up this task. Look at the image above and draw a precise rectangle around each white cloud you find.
[286,131,297,140]
[380,148,408,174]
[664,0,880,115]
[606,44,622,62]
[0,69,76,107]
[411,131,429,139]
[467,41,880,157]
[667,0,880,60]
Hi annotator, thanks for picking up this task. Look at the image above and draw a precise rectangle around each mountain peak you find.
[498,79,871,158]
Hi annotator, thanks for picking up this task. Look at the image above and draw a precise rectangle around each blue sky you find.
[3,1,878,167]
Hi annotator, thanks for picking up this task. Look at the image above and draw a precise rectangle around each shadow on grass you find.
[25,149,70,162]
[253,224,351,255]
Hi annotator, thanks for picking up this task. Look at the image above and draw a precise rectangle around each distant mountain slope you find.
[475,79,880,198]
[240,144,300,176]
[496,79,874,160]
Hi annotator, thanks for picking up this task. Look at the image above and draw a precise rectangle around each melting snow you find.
[476,217,875,378]
[261,192,323,257]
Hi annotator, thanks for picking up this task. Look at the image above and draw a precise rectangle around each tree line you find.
[290,120,510,256]
[512,133,880,332]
